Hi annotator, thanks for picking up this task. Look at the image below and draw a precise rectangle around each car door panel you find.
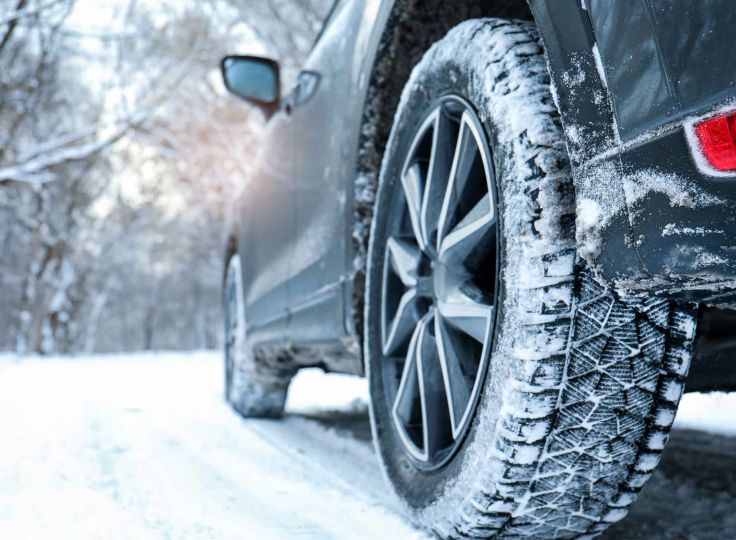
[286,0,384,342]
[238,112,296,341]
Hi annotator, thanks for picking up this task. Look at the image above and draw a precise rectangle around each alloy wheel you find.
[380,96,499,469]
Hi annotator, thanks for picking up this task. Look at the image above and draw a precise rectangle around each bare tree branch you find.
[0,120,133,185]
[0,0,28,54]
[0,0,63,28]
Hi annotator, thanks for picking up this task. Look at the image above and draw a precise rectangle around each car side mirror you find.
[221,55,280,118]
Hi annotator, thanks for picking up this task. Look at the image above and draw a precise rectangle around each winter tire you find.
[364,18,697,539]
[224,254,289,418]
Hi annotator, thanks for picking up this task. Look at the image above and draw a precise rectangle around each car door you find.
[286,0,383,342]
[238,107,297,343]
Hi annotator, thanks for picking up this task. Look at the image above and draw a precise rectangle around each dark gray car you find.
[220,1,736,537]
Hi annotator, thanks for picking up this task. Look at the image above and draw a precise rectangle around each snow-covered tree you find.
[0,0,332,354]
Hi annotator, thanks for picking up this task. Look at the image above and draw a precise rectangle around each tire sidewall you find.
[224,254,244,401]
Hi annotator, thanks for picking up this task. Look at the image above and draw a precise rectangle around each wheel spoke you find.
[421,108,455,251]
[434,314,473,436]
[386,237,420,287]
[401,163,427,249]
[393,343,419,428]
[439,193,495,263]
[383,288,420,355]
[414,313,451,457]
[437,113,475,246]
[437,286,492,343]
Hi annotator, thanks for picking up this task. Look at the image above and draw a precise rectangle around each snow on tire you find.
[364,18,697,539]
[224,254,289,418]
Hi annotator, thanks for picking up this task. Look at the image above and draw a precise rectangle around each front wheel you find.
[364,19,697,538]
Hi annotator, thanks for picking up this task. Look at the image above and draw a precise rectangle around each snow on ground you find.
[0,352,424,540]
[0,351,734,539]
[674,391,736,436]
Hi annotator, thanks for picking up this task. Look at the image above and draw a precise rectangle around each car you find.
[219,1,736,537]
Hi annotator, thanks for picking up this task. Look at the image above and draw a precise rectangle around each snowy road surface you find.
[0,352,734,540]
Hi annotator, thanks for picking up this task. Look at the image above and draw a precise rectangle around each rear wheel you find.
[365,19,697,538]
[376,93,499,469]
[224,253,289,418]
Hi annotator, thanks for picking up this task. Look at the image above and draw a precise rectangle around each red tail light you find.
[695,113,736,172]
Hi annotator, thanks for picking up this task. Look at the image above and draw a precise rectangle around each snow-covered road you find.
[0,352,423,540]
[0,352,734,539]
